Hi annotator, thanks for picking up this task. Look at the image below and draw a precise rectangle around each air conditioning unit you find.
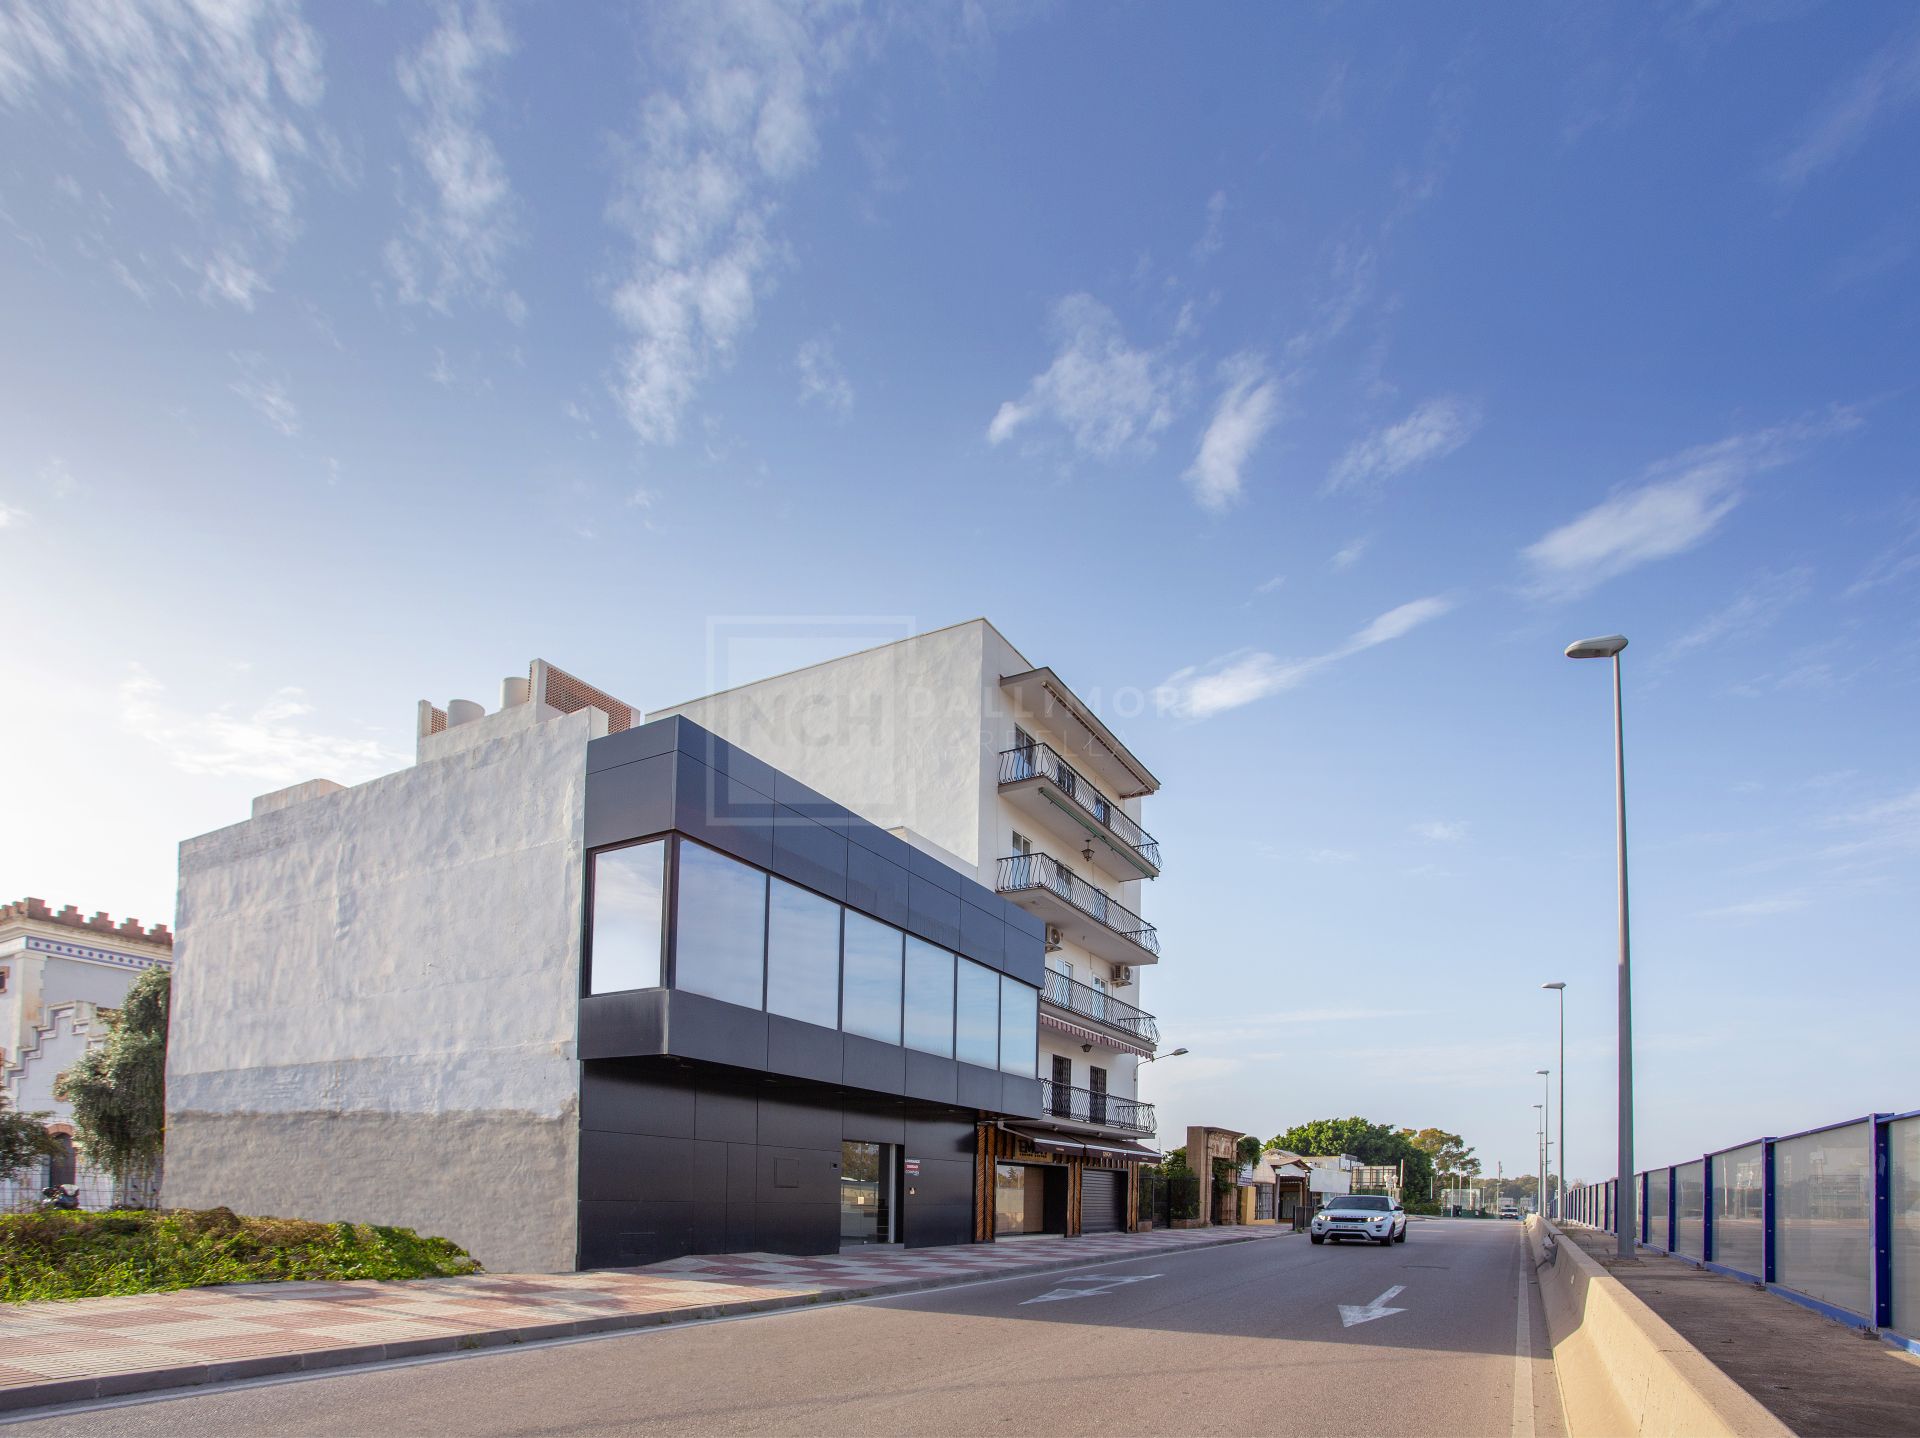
[1044,924,1063,952]
[1112,965,1134,987]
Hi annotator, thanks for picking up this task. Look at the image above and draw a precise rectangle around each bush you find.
[0,1207,481,1303]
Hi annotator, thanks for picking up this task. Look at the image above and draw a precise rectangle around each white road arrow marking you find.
[1021,1273,1163,1305]
[1338,1284,1407,1327]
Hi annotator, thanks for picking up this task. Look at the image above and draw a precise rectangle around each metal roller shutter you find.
[1080,1168,1125,1233]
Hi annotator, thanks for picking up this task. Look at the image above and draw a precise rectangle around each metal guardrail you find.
[1041,968,1158,1044]
[998,743,1162,872]
[1040,1079,1155,1136]
[995,852,1160,958]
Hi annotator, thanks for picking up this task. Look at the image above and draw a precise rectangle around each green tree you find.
[1235,1135,1263,1168]
[1401,1127,1481,1180]
[1266,1116,1433,1199]
[54,968,170,1198]
[0,1093,60,1184]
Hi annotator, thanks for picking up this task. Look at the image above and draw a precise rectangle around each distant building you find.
[0,898,173,1206]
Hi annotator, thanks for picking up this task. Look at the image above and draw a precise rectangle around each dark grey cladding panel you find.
[578,989,669,1061]
[756,1094,842,1152]
[907,845,960,896]
[674,721,782,804]
[664,989,769,1069]
[1000,1074,1043,1119]
[1004,903,1046,942]
[766,1014,843,1086]
[955,1062,1001,1112]
[693,1087,757,1145]
[904,1202,972,1249]
[771,770,848,833]
[844,1107,905,1144]
[580,1061,693,1137]
[586,717,680,775]
[954,872,998,917]
[770,804,848,902]
[672,752,775,870]
[751,1201,839,1256]
[583,753,676,850]
[842,1032,906,1094]
[903,1113,975,1157]
[844,843,910,929]
[1002,924,1044,987]
[908,874,962,952]
[956,901,1005,968]
[902,1050,958,1106]
[843,808,915,869]
[579,1130,700,1202]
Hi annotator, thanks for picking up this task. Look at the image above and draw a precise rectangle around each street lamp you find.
[1139,1047,1189,1064]
[1565,631,1634,1260]
[1532,1104,1544,1215]
[1536,1070,1551,1216]
[1543,982,1566,1220]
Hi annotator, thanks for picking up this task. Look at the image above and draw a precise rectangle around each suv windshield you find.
[1330,1195,1391,1211]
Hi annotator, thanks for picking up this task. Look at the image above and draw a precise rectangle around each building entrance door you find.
[840,1141,896,1247]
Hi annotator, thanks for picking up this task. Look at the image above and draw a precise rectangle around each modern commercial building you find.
[1,898,174,1206]
[166,633,1166,1271]
[653,619,1166,1239]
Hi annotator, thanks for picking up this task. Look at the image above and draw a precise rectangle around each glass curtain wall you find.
[587,840,665,994]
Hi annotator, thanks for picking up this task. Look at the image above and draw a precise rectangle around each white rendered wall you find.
[165,709,595,1273]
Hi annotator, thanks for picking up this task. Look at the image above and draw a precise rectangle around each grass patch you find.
[0,1207,481,1303]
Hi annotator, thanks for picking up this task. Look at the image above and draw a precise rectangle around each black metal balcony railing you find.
[1041,1079,1156,1136]
[1042,969,1159,1045]
[995,852,1160,958]
[998,742,1162,872]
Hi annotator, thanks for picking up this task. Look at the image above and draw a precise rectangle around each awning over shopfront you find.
[1000,1123,1163,1163]
[1038,1011,1154,1059]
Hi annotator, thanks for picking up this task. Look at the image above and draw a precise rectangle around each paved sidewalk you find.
[1559,1224,1920,1437]
[0,1226,1282,1414]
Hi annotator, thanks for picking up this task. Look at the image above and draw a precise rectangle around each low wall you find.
[1527,1217,1790,1438]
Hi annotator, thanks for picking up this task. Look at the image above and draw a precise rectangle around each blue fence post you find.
[1762,1139,1778,1285]
[1641,1171,1650,1246]
[1667,1167,1678,1253]
[1873,1115,1893,1331]
[1703,1152,1715,1264]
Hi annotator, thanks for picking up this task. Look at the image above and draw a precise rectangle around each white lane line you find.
[1020,1273,1163,1305]
[1337,1284,1407,1327]
[1511,1262,1535,1438]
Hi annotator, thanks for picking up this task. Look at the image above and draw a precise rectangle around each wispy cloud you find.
[1521,409,1861,600]
[1331,536,1370,570]
[0,0,329,298]
[229,353,300,437]
[608,1,870,445]
[1254,574,1285,595]
[1846,500,1920,598]
[988,294,1182,459]
[1156,594,1455,719]
[1411,820,1467,843]
[1192,188,1226,260]
[119,665,403,785]
[1182,353,1281,512]
[0,500,25,529]
[387,0,523,318]
[1669,567,1812,658]
[1326,396,1480,494]
[1773,22,1920,189]
[796,335,853,415]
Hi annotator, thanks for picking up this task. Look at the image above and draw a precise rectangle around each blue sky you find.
[3,1,1917,1187]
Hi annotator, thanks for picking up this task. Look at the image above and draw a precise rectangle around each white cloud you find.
[229,353,300,437]
[0,500,24,529]
[1192,188,1226,260]
[1156,594,1455,720]
[1411,820,1467,843]
[0,0,329,289]
[1183,354,1280,513]
[1330,536,1369,570]
[796,335,853,415]
[1327,396,1480,493]
[1521,410,1861,600]
[1774,24,1920,189]
[119,665,403,785]
[198,248,268,310]
[1254,574,1285,595]
[987,294,1180,459]
[386,0,522,318]
[608,1,871,445]
[1669,567,1813,658]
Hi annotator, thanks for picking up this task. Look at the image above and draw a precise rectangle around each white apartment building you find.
[653,619,1165,1235]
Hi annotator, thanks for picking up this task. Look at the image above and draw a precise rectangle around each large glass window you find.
[766,877,841,1029]
[674,839,767,1008]
[955,958,999,1069]
[902,938,954,1056]
[999,975,1038,1078]
[841,911,903,1044]
[588,840,665,994]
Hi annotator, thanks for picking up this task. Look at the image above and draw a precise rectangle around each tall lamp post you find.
[1565,632,1634,1259]
[1543,982,1566,1220]
[1532,1103,1545,1214]
[1536,1069,1551,1216]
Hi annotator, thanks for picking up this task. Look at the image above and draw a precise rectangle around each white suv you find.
[1310,1194,1408,1246]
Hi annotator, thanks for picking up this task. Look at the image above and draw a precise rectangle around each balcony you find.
[1040,1079,1156,1137]
[998,742,1161,880]
[1042,968,1159,1046]
[996,850,1159,968]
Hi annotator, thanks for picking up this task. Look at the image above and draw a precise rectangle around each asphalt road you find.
[6,1219,1563,1438]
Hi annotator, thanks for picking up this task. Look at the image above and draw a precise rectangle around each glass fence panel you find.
[1712,1142,1765,1278]
[1648,1169,1670,1251]
[1675,1160,1705,1258]
[1776,1121,1872,1318]
[1891,1116,1920,1337]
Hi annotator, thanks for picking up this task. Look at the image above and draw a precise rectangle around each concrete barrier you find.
[1526,1217,1791,1438]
